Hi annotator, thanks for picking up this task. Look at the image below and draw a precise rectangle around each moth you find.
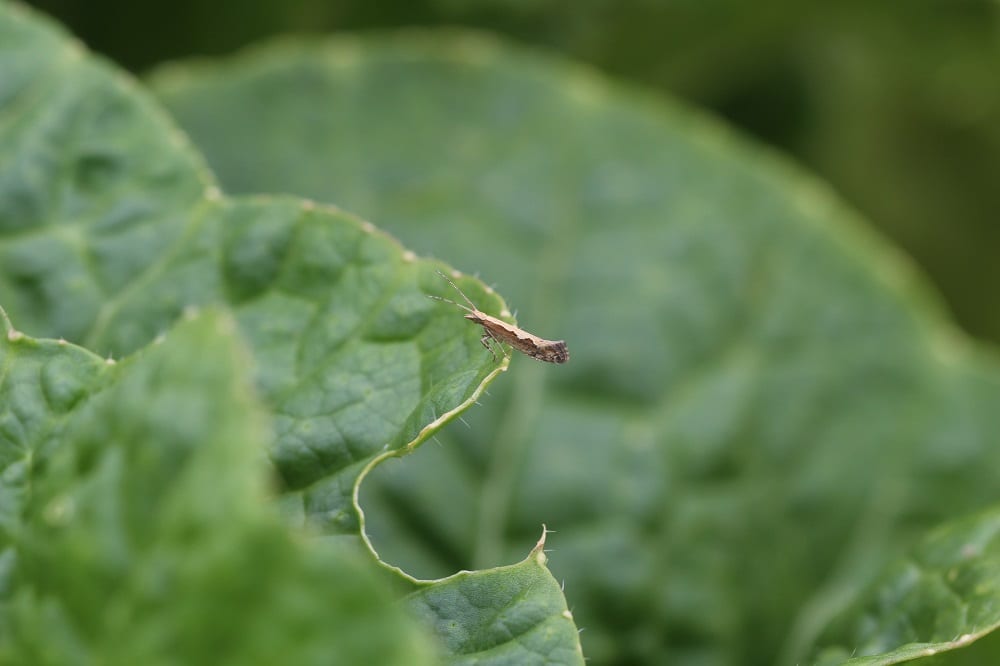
[430,271,569,364]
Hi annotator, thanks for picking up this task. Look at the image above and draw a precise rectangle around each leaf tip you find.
[531,524,554,565]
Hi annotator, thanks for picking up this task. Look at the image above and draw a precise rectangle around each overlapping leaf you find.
[0,4,583,664]
[1,311,434,665]
[150,35,1000,665]
[0,2,501,539]
[0,308,113,536]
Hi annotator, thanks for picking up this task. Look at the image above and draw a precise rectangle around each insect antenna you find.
[432,270,481,312]
[426,292,474,313]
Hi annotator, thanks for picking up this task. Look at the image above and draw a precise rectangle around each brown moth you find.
[429,270,569,364]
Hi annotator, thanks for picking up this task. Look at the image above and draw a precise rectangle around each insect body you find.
[430,271,569,364]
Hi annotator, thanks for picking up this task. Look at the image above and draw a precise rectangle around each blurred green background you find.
[27,0,1000,342]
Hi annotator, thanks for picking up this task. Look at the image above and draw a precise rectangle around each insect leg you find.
[479,334,499,362]
[482,327,510,362]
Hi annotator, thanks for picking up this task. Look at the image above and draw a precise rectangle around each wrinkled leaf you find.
[0,3,504,539]
[0,5,582,664]
[0,308,113,534]
[811,507,1000,665]
[0,310,434,665]
[0,2,212,341]
[406,530,584,665]
[150,35,1000,666]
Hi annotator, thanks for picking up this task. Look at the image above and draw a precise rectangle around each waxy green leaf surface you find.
[0,1,509,533]
[1,311,434,665]
[151,35,1000,665]
[811,507,1000,666]
[406,533,584,665]
[0,4,582,664]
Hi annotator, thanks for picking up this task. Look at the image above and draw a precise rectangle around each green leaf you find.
[406,530,584,665]
[811,507,1000,666]
[1,310,434,665]
[149,34,1000,665]
[0,5,581,663]
[0,2,212,341]
[0,3,506,539]
[0,307,113,535]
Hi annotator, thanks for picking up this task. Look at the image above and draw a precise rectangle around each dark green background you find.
[27,0,1000,342]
